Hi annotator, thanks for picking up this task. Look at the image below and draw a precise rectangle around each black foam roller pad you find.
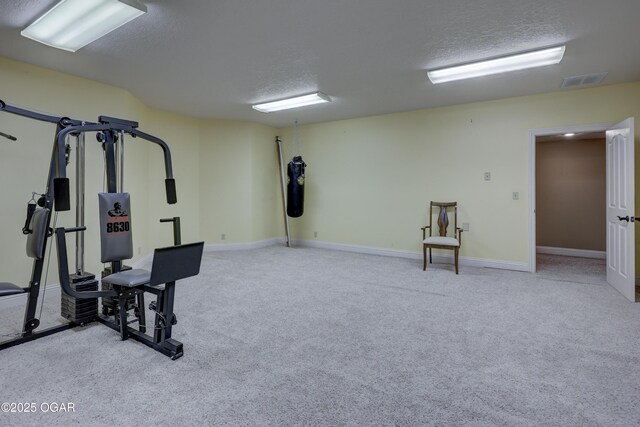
[53,178,71,211]
[165,178,177,204]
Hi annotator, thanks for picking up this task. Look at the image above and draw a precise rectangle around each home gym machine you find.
[0,100,203,359]
[51,115,203,359]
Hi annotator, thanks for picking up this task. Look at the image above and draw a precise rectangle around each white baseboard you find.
[0,284,61,310]
[204,237,285,252]
[292,239,529,272]
[537,246,606,259]
[291,239,422,260]
[132,238,286,268]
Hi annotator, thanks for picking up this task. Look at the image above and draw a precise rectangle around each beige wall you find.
[0,57,280,287]
[279,82,640,264]
[198,120,279,244]
[2,55,640,277]
[536,138,606,251]
[250,124,282,241]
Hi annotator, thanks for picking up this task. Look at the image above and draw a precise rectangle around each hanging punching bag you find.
[287,156,306,217]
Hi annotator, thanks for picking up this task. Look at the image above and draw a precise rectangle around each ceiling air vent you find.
[561,72,608,88]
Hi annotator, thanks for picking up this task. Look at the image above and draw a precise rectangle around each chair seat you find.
[0,282,26,296]
[423,236,460,247]
[102,269,151,288]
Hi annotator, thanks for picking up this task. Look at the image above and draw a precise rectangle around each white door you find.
[606,118,635,301]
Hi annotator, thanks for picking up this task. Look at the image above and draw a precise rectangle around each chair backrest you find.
[149,241,205,286]
[428,201,457,237]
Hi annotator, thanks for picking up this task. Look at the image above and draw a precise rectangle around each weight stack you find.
[61,275,98,324]
[100,265,135,316]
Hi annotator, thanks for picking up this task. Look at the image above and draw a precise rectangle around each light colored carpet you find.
[536,253,607,286]
[1,247,639,426]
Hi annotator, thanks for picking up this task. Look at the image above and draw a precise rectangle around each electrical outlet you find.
[513,192,519,200]
[484,172,491,181]
[314,231,318,238]
[221,233,226,241]
[462,223,469,231]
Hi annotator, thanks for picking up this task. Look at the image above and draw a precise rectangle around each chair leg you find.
[429,248,432,264]
[423,245,426,271]
[454,248,459,274]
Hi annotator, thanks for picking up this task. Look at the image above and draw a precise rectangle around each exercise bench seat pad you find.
[101,269,151,288]
[0,282,26,296]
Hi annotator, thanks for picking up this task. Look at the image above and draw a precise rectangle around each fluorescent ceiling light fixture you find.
[427,46,566,84]
[21,0,147,52]
[252,92,331,113]
[564,133,576,137]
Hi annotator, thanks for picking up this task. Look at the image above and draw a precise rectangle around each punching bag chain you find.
[292,120,302,157]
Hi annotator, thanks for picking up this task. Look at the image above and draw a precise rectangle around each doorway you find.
[528,123,611,272]
[535,131,606,283]
[528,120,637,301]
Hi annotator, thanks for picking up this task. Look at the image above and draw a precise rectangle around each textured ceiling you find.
[0,0,639,128]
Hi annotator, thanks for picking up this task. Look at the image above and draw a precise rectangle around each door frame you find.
[528,122,613,273]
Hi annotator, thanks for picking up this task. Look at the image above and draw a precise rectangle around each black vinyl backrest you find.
[149,242,204,286]
[99,193,133,263]
[26,208,50,260]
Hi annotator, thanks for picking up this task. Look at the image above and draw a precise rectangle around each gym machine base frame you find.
[95,291,183,360]
[55,227,184,360]
[0,324,74,351]
[96,283,184,360]
[96,319,183,359]
[55,218,193,360]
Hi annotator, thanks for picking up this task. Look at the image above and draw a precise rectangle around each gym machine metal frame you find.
[51,116,184,359]
[0,100,185,358]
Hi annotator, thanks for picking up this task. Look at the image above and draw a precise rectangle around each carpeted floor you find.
[535,253,607,286]
[1,247,639,426]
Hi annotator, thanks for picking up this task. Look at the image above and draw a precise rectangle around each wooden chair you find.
[421,202,463,274]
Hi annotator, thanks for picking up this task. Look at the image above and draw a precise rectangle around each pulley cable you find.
[37,211,58,323]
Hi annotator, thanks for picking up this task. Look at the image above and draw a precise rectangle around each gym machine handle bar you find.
[63,226,87,233]
[0,99,84,127]
[55,124,177,205]
[1,99,177,206]
[160,217,182,246]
